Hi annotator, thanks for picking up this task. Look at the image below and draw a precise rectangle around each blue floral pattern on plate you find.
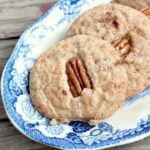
[1,0,150,149]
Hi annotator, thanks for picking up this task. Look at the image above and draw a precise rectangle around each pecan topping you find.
[141,7,150,18]
[112,38,130,57]
[66,57,93,97]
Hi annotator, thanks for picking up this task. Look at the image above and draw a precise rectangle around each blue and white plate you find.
[1,0,150,149]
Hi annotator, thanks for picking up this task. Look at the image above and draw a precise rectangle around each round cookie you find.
[66,3,150,99]
[30,35,128,123]
[112,0,150,19]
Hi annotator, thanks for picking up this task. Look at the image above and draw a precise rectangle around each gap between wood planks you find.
[0,0,57,39]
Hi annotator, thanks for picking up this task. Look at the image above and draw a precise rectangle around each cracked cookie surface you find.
[123,32,150,98]
[67,4,150,98]
[30,35,127,123]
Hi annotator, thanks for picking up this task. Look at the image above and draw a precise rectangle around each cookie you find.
[30,35,128,123]
[112,0,150,19]
[122,32,150,98]
[67,3,150,98]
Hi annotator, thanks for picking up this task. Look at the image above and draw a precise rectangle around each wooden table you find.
[0,0,150,150]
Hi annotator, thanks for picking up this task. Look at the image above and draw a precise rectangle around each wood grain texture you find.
[0,39,17,66]
[0,120,55,150]
[0,39,17,120]
[0,0,57,39]
[0,0,150,150]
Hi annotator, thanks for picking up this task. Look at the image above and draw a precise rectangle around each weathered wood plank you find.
[0,0,57,39]
[0,120,56,150]
[0,0,56,6]
[0,39,17,120]
[0,39,17,57]
[0,39,17,72]
[110,137,150,150]
[0,96,7,120]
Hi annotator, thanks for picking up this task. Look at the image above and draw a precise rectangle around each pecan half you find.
[112,38,130,57]
[141,7,150,18]
[66,57,93,97]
